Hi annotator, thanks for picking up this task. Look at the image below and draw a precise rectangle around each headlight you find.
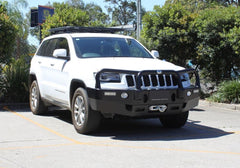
[181,72,198,88]
[181,73,191,88]
[100,73,121,82]
[180,73,190,82]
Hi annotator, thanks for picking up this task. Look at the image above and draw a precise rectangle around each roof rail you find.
[49,26,126,35]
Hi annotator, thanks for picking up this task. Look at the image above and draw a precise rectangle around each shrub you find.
[208,80,240,104]
[0,57,29,103]
[0,3,17,64]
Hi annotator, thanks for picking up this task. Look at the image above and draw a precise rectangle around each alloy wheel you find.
[74,95,86,126]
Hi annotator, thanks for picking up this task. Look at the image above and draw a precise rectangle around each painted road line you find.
[3,106,240,156]
[3,106,84,145]
[0,143,75,151]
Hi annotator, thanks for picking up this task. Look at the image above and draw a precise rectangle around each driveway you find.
[0,101,239,168]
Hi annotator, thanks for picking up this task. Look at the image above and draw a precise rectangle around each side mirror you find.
[53,49,68,59]
[151,50,159,58]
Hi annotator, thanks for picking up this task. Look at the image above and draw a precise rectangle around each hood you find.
[79,57,185,72]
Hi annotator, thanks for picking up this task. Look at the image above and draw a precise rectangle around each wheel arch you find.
[70,79,87,107]
[29,73,37,88]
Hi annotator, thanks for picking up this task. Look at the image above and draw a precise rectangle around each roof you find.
[49,26,126,35]
[46,26,134,39]
[69,33,132,39]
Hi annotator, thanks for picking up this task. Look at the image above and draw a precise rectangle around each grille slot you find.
[126,75,135,87]
[143,75,150,86]
[126,73,179,89]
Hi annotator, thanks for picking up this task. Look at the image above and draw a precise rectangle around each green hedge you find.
[0,57,29,103]
[208,80,240,104]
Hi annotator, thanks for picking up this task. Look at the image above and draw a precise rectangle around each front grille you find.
[126,74,179,89]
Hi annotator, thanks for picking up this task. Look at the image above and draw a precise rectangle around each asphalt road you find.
[0,101,240,168]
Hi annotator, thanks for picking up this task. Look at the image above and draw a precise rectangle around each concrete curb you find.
[199,100,240,111]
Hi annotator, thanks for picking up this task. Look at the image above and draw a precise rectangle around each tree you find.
[66,0,110,26]
[0,0,30,103]
[66,0,85,9]
[2,0,29,59]
[142,3,197,66]
[223,0,240,6]
[105,0,136,25]
[41,1,110,38]
[142,1,240,84]
[165,0,240,9]
[41,3,89,38]
[0,1,17,64]
[192,6,240,83]
[85,3,110,26]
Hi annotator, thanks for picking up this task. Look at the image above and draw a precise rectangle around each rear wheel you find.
[159,111,189,128]
[71,88,102,134]
[29,80,47,115]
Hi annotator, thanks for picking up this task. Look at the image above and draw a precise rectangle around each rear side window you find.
[36,40,49,56]
[37,38,69,57]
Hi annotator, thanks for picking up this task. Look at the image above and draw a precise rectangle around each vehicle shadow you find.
[93,118,232,141]
[43,107,232,142]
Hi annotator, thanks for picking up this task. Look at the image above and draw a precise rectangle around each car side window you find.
[36,38,69,57]
[55,38,70,56]
[47,39,58,57]
[36,40,49,56]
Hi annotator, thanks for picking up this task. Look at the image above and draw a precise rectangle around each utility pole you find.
[136,0,141,40]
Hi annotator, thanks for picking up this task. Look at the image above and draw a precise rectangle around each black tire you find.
[29,80,47,115]
[71,88,102,134]
[159,111,189,128]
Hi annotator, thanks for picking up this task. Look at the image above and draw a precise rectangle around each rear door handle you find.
[50,64,54,66]
[38,61,42,64]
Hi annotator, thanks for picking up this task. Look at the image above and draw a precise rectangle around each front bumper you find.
[87,88,200,118]
[87,68,200,118]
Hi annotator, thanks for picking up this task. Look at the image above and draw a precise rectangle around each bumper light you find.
[121,92,128,99]
[104,92,116,96]
[187,91,192,97]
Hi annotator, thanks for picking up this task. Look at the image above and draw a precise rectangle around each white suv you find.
[29,27,200,134]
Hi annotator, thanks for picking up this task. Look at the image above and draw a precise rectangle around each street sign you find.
[38,5,54,24]
[31,9,38,27]
[30,6,54,27]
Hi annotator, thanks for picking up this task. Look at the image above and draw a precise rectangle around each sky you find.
[13,0,166,15]
[8,0,166,46]
[28,0,165,11]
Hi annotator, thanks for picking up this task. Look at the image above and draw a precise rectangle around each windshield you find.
[73,37,153,58]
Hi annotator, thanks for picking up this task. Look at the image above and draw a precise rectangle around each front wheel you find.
[71,88,102,134]
[159,111,189,128]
